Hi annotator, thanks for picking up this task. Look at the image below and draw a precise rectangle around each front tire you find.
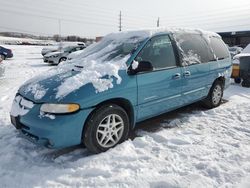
[202,81,223,109]
[234,77,241,84]
[83,104,130,153]
[0,54,6,60]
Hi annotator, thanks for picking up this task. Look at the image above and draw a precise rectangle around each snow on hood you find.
[21,28,219,101]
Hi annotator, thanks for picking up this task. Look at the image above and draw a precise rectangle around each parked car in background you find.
[0,46,13,60]
[10,28,231,153]
[231,43,250,84]
[228,46,243,58]
[43,45,85,65]
[41,42,85,56]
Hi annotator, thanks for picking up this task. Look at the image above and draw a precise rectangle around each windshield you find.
[72,33,148,65]
[63,46,74,52]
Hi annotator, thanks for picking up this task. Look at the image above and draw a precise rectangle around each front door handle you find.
[173,73,181,79]
[183,71,191,77]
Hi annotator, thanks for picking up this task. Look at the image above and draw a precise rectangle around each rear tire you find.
[0,54,6,60]
[83,104,130,153]
[202,81,223,109]
[234,77,241,84]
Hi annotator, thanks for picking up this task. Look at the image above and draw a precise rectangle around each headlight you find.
[40,103,80,114]
[51,55,59,58]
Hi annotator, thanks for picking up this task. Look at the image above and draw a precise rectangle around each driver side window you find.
[136,35,176,70]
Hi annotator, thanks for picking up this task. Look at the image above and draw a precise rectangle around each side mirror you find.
[128,61,153,75]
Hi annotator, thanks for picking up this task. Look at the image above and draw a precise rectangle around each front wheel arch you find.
[83,103,130,153]
[81,98,134,144]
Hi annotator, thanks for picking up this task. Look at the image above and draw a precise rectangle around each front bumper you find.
[11,99,93,149]
[7,53,13,58]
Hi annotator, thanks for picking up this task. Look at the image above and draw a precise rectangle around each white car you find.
[41,42,85,56]
[43,45,85,65]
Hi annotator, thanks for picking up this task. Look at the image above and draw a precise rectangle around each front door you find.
[136,35,183,121]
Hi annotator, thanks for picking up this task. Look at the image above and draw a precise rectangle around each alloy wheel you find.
[96,114,124,148]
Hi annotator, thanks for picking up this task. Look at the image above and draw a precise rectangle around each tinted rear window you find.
[174,33,214,65]
[210,37,229,59]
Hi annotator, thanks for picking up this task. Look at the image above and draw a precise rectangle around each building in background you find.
[218,30,250,48]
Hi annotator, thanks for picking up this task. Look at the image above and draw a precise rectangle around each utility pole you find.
[157,17,160,27]
[58,18,62,42]
[119,11,122,32]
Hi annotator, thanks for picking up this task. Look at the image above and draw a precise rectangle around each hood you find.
[18,68,88,103]
[18,61,127,104]
[44,51,62,57]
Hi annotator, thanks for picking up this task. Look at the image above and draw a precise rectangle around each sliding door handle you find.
[172,73,181,79]
[183,71,191,77]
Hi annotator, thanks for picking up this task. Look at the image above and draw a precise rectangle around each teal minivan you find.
[10,28,232,153]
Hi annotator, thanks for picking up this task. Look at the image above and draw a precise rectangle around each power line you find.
[0,8,116,28]
[0,1,118,24]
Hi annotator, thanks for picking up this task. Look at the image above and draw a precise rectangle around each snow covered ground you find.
[0,45,250,188]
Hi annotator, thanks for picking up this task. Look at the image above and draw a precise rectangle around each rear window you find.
[210,37,229,59]
[174,33,214,65]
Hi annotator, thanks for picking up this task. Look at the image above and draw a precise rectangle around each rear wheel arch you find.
[203,78,224,108]
[215,76,225,88]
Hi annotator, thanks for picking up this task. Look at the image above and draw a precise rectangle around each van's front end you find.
[10,94,93,148]
[10,31,149,150]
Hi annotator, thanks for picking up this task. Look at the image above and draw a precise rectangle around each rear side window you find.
[210,37,229,59]
[174,33,214,65]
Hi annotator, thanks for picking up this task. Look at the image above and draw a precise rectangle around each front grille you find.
[21,130,39,141]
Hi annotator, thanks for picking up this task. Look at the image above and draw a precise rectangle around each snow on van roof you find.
[103,27,220,39]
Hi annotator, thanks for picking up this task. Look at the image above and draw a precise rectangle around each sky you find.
[0,0,250,38]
